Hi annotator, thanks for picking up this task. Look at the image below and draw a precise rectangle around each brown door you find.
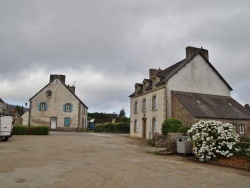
[142,118,146,139]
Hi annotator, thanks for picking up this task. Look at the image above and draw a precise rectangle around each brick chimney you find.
[68,85,75,93]
[50,74,66,83]
[186,46,209,61]
[245,104,250,111]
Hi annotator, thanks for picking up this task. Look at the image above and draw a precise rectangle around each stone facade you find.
[171,93,250,138]
[153,133,183,152]
[29,75,88,131]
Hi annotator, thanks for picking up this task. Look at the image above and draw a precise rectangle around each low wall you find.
[153,133,184,152]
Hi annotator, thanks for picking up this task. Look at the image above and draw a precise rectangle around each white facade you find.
[130,88,166,139]
[166,55,231,117]
[21,111,29,126]
[130,47,232,139]
[30,76,88,130]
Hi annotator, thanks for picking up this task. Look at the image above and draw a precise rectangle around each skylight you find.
[196,100,201,104]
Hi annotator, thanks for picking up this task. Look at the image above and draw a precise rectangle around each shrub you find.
[161,118,182,136]
[13,125,27,135]
[94,122,129,133]
[13,125,49,135]
[30,126,49,135]
[177,126,190,133]
[188,120,240,162]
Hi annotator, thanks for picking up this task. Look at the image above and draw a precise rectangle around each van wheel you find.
[2,137,9,141]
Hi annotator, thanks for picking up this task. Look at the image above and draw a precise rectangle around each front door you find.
[50,117,57,129]
[142,118,146,139]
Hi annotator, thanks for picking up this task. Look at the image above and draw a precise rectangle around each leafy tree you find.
[15,105,24,116]
[88,112,110,120]
[119,108,126,117]
[122,117,130,123]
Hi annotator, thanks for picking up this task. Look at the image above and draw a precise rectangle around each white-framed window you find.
[134,101,138,114]
[151,117,158,132]
[151,95,158,111]
[134,120,138,133]
[38,102,47,111]
[142,98,147,112]
[240,124,245,134]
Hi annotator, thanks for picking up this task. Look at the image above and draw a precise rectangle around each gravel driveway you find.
[0,132,249,188]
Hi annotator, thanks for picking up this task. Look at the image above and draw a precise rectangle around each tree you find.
[119,108,126,117]
[15,105,24,116]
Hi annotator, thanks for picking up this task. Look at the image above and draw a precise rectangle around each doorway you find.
[50,117,57,129]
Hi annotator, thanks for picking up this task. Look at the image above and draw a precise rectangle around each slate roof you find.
[129,49,233,97]
[155,52,232,90]
[29,76,88,108]
[0,98,5,103]
[172,91,250,120]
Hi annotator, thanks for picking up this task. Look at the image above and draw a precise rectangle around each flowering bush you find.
[188,120,240,162]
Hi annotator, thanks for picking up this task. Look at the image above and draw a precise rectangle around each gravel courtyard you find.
[0,132,249,188]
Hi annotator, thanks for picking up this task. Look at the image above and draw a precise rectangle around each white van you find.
[0,116,13,141]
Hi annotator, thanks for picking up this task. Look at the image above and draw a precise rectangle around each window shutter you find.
[45,103,48,111]
[38,103,41,111]
[150,118,152,131]
[136,121,138,132]
[141,100,143,112]
[145,99,147,112]
[63,104,66,112]
[156,118,158,131]
[150,97,152,110]
[156,95,158,110]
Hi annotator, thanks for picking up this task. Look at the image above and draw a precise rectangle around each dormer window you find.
[153,78,156,86]
[46,90,52,98]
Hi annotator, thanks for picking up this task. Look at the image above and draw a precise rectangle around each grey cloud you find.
[1,0,250,113]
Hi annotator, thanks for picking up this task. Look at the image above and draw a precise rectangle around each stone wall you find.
[171,93,195,126]
[171,93,250,138]
[153,132,184,152]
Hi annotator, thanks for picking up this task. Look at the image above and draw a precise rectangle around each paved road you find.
[0,132,249,188]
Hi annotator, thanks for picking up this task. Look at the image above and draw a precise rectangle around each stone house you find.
[29,74,88,131]
[0,98,23,125]
[129,46,250,139]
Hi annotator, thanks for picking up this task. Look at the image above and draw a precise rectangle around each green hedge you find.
[13,125,49,135]
[161,118,182,136]
[94,122,130,133]
[177,126,190,133]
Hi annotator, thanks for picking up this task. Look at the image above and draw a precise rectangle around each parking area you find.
[0,132,249,188]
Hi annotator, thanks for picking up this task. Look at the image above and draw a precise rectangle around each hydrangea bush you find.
[188,120,240,162]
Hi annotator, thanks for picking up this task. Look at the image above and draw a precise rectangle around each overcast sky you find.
[1,0,250,116]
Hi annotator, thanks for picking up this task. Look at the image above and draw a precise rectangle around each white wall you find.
[21,111,29,126]
[130,88,166,139]
[166,55,231,117]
